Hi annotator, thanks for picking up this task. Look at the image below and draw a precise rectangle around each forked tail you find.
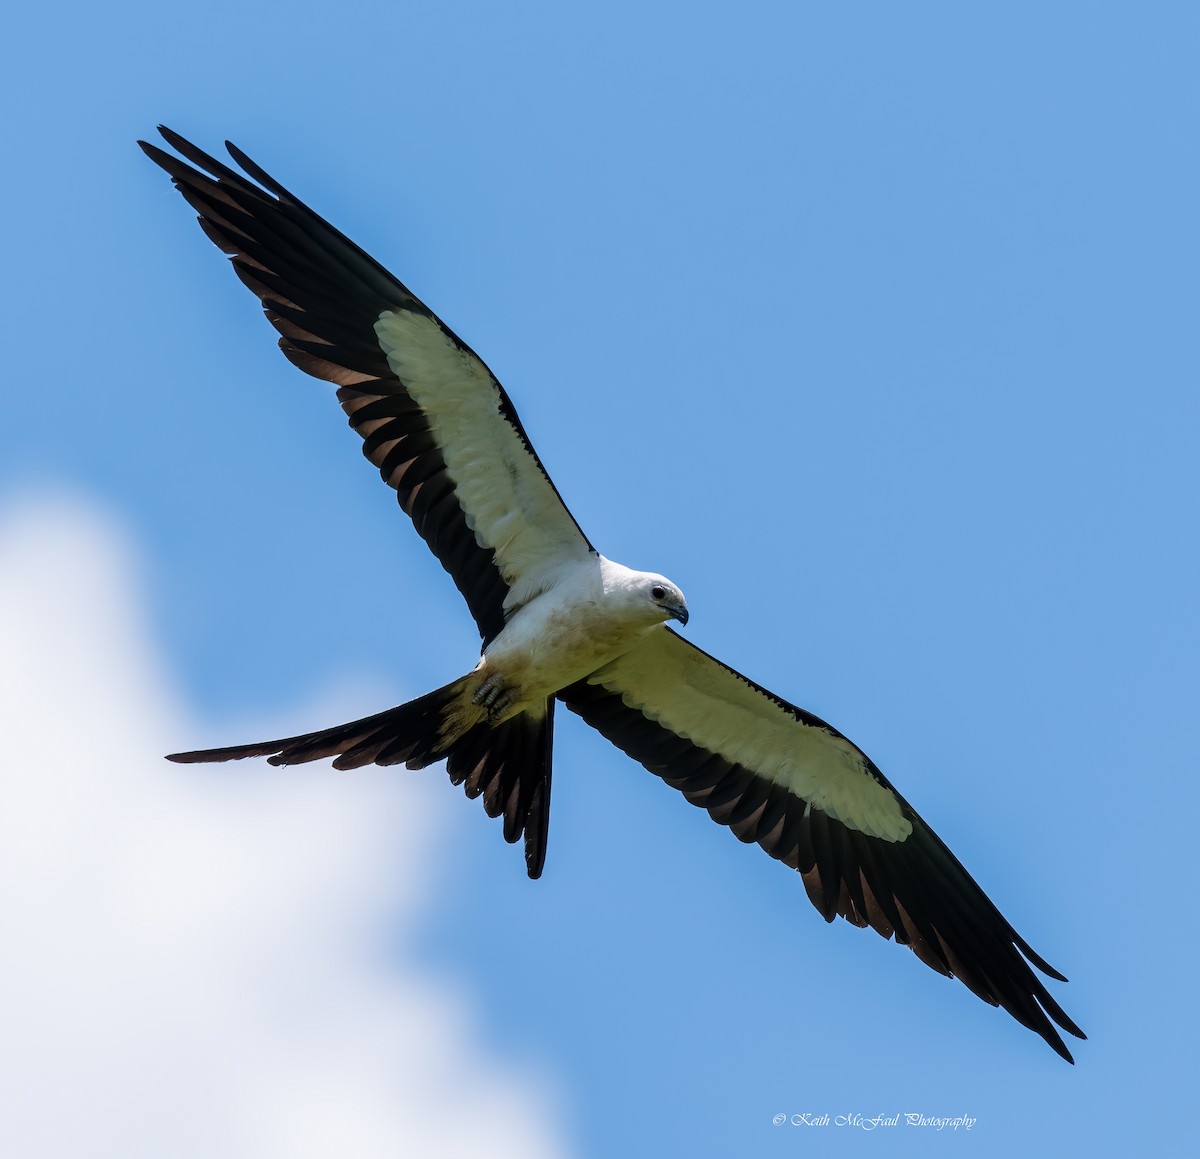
[167,678,555,878]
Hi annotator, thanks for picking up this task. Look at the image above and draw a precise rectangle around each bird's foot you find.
[472,675,517,720]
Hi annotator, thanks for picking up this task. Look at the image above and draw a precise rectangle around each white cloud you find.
[0,495,568,1159]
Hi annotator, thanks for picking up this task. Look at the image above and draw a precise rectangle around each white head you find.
[602,560,689,627]
[643,573,688,626]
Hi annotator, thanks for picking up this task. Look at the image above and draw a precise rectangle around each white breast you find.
[481,556,664,704]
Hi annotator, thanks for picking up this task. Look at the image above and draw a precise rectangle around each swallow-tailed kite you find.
[142,127,1084,1062]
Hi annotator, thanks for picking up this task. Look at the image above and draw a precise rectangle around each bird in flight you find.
[141,127,1084,1062]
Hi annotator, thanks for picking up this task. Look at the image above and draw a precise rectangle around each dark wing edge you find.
[139,126,592,644]
[559,632,1086,1062]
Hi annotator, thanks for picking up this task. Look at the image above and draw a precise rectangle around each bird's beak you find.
[668,603,689,626]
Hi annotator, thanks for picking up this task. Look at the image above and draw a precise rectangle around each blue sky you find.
[2,1,1195,1155]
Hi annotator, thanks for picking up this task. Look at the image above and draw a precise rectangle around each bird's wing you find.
[140,128,594,645]
[558,628,1085,1062]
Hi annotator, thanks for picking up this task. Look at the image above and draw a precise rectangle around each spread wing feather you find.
[559,629,1085,1062]
[140,127,593,643]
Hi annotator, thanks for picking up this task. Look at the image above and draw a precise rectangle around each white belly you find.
[477,557,663,710]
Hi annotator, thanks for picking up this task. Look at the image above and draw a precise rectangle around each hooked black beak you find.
[668,603,689,626]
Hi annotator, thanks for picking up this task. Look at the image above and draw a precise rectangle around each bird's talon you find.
[473,677,513,716]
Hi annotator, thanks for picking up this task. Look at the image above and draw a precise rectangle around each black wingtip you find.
[1054,1037,1077,1065]
[137,138,167,164]
[1035,1010,1083,1064]
[156,124,193,154]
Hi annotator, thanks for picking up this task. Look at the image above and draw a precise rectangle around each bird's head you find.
[643,574,689,627]
[599,559,689,627]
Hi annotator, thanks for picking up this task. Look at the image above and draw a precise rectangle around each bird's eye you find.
[651,585,666,600]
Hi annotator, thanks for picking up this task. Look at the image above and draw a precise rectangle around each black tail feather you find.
[165,683,455,769]
[167,684,555,878]
[444,700,554,879]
